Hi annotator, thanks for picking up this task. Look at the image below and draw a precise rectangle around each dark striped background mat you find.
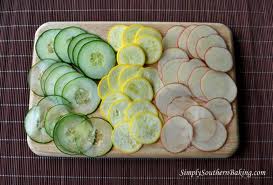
[0,0,273,184]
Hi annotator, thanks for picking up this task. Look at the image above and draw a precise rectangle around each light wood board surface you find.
[28,21,239,158]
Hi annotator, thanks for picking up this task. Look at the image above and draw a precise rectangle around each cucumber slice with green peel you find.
[74,119,96,153]
[44,65,75,95]
[122,77,153,101]
[78,40,116,79]
[73,37,101,65]
[24,106,52,143]
[117,44,145,66]
[28,59,57,96]
[130,112,162,144]
[97,75,111,99]
[118,65,142,88]
[35,29,61,61]
[82,117,113,157]
[40,62,69,93]
[62,77,100,115]
[54,71,84,96]
[44,104,71,137]
[112,121,142,153]
[108,99,131,127]
[100,92,130,118]
[68,33,99,64]
[125,100,158,120]
[53,113,86,154]
[108,64,128,91]
[54,26,86,63]
[38,95,70,108]
[138,67,163,94]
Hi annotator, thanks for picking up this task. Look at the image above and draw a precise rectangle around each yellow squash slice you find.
[107,25,128,51]
[117,44,145,66]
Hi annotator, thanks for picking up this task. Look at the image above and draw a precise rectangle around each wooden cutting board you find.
[27,21,239,158]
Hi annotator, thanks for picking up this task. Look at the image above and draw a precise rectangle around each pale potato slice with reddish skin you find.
[205,47,233,72]
[196,35,227,60]
[167,96,198,117]
[158,48,189,77]
[177,59,205,85]
[155,83,191,115]
[162,59,187,85]
[205,98,233,125]
[183,105,214,123]
[188,66,210,100]
[201,70,237,102]
[162,26,185,49]
[177,25,197,57]
[192,121,227,151]
[161,116,193,153]
[187,25,218,58]
[192,118,217,142]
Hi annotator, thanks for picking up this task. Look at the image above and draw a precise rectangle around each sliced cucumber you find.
[78,40,116,79]
[53,113,86,154]
[44,104,71,137]
[68,33,99,63]
[117,44,145,66]
[73,37,101,65]
[138,67,163,94]
[38,95,70,108]
[24,106,52,143]
[108,99,131,127]
[54,26,86,63]
[130,112,161,144]
[74,119,96,153]
[83,117,113,157]
[54,71,84,96]
[107,25,128,51]
[118,65,141,88]
[28,59,57,96]
[35,29,61,61]
[108,64,127,91]
[125,100,158,119]
[40,62,69,93]
[112,121,142,153]
[97,75,111,99]
[44,65,75,95]
[100,92,129,118]
[62,77,100,115]
[122,77,153,101]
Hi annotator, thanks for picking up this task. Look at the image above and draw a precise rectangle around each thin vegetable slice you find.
[177,25,197,56]
[97,75,111,99]
[162,26,185,49]
[108,65,128,91]
[112,121,142,153]
[161,116,193,153]
[138,67,163,93]
[167,97,198,117]
[108,25,128,51]
[122,24,143,45]
[192,118,217,142]
[125,100,158,119]
[108,99,131,127]
[122,77,153,101]
[130,112,161,144]
[183,105,214,123]
[162,59,184,85]
[135,26,162,40]
[117,44,145,66]
[118,65,141,88]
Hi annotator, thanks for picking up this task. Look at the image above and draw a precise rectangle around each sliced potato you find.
[155,83,191,115]
[107,25,128,51]
[192,121,227,151]
[130,112,161,144]
[205,47,233,72]
[122,77,153,101]
[162,59,183,85]
[108,64,127,91]
[177,59,205,85]
[162,26,184,49]
[138,67,163,93]
[177,25,197,56]
[201,70,237,102]
[166,96,198,117]
[112,121,142,153]
[205,98,233,125]
[183,105,214,123]
[122,24,143,45]
[118,65,142,88]
[135,26,162,40]
[108,99,131,126]
[161,116,193,153]
[192,118,217,142]
[196,34,226,60]
[187,25,218,58]
[125,100,158,119]
[97,75,111,99]
[135,35,163,64]
[117,44,145,66]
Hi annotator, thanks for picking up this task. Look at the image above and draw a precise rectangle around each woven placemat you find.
[0,0,272,184]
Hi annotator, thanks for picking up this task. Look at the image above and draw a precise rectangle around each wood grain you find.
[28,21,239,158]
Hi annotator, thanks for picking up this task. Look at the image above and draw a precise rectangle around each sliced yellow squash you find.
[107,64,128,91]
[122,24,143,45]
[125,100,158,119]
[135,35,163,64]
[138,67,163,93]
[117,44,145,66]
[107,25,128,51]
[122,77,153,101]
[135,26,162,41]
[118,65,142,88]
[97,75,111,99]
[108,99,131,127]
